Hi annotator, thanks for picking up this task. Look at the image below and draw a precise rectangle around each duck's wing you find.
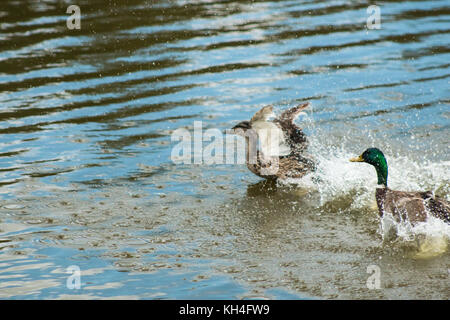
[420,191,450,223]
[379,189,428,223]
[274,103,310,152]
[278,102,310,123]
[377,188,450,224]
[250,105,275,123]
[250,106,291,157]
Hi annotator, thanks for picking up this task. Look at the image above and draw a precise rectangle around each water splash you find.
[380,214,450,258]
[281,114,450,246]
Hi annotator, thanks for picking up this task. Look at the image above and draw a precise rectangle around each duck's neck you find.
[374,159,388,188]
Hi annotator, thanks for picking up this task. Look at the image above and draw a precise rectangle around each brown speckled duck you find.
[231,102,315,180]
[350,148,450,224]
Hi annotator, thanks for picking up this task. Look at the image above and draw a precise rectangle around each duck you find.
[230,102,315,180]
[350,148,450,224]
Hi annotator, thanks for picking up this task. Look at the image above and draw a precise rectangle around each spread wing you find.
[274,103,310,153]
[278,102,310,122]
[250,105,275,123]
[250,106,290,157]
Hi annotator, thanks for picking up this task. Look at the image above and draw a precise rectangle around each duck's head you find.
[230,121,252,136]
[350,147,388,187]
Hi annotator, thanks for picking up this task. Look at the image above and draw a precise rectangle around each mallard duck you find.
[230,102,315,180]
[350,148,450,224]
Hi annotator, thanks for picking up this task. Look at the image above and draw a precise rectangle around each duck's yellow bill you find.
[349,155,364,162]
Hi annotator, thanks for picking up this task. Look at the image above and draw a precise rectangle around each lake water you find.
[0,0,449,299]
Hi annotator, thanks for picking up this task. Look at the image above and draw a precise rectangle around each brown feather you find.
[278,102,310,122]
[250,105,274,123]
[236,103,314,180]
[274,103,310,153]
[246,152,315,180]
[376,188,450,224]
